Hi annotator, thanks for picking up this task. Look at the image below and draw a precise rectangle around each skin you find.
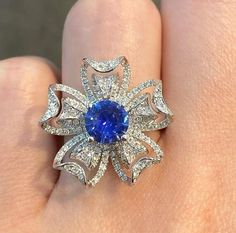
[0,0,235,232]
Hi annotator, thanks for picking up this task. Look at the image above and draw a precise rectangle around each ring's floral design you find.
[39,57,173,186]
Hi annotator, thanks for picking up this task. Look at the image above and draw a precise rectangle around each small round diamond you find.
[85,100,129,144]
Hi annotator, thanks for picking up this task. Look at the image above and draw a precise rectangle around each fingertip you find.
[62,0,162,88]
[66,0,160,26]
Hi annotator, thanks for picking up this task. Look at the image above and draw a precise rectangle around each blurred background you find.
[0,0,160,66]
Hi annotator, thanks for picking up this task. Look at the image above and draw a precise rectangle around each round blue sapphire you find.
[85,100,129,144]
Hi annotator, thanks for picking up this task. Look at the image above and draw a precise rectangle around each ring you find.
[39,57,173,186]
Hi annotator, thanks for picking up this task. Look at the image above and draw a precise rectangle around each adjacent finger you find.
[160,1,236,232]
[0,57,60,226]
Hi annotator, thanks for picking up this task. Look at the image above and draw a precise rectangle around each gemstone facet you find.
[85,100,129,144]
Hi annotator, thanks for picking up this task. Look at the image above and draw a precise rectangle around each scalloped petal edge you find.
[83,57,124,73]
[58,162,87,185]
[131,157,154,183]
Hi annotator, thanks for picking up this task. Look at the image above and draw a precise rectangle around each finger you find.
[161,1,236,231]
[60,0,162,185]
[47,0,163,231]
[0,57,60,226]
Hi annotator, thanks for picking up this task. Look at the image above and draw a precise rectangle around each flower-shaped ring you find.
[39,57,173,186]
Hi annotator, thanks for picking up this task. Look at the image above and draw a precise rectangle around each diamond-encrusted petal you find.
[41,123,80,136]
[126,93,150,112]
[129,96,155,116]
[58,98,84,120]
[82,57,131,104]
[136,116,172,131]
[40,87,60,122]
[120,58,131,91]
[125,80,173,132]
[63,97,87,113]
[61,162,86,184]
[40,84,88,136]
[118,135,147,166]
[112,130,163,184]
[84,57,124,73]
[111,151,131,183]
[51,84,88,106]
[153,81,173,116]
[133,131,163,162]
[53,134,88,184]
[86,150,109,187]
[122,80,157,106]
[125,131,164,183]
[92,74,119,100]
[131,157,154,183]
[80,63,97,103]
[70,141,101,169]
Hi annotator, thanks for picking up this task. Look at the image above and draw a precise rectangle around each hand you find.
[0,0,235,232]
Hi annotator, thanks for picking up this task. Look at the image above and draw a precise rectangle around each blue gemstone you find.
[85,100,129,144]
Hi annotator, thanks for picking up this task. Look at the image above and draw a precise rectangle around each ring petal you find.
[117,135,147,167]
[92,74,119,100]
[70,141,101,169]
[40,84,88,136]
[112,131,163,184]
[86,150,109,187]
[53,134,88,184]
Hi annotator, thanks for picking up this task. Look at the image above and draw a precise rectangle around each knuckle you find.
[0,56,57,78]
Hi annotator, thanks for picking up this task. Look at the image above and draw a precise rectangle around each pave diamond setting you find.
[39,57,173,186]
[85,100,129,144]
